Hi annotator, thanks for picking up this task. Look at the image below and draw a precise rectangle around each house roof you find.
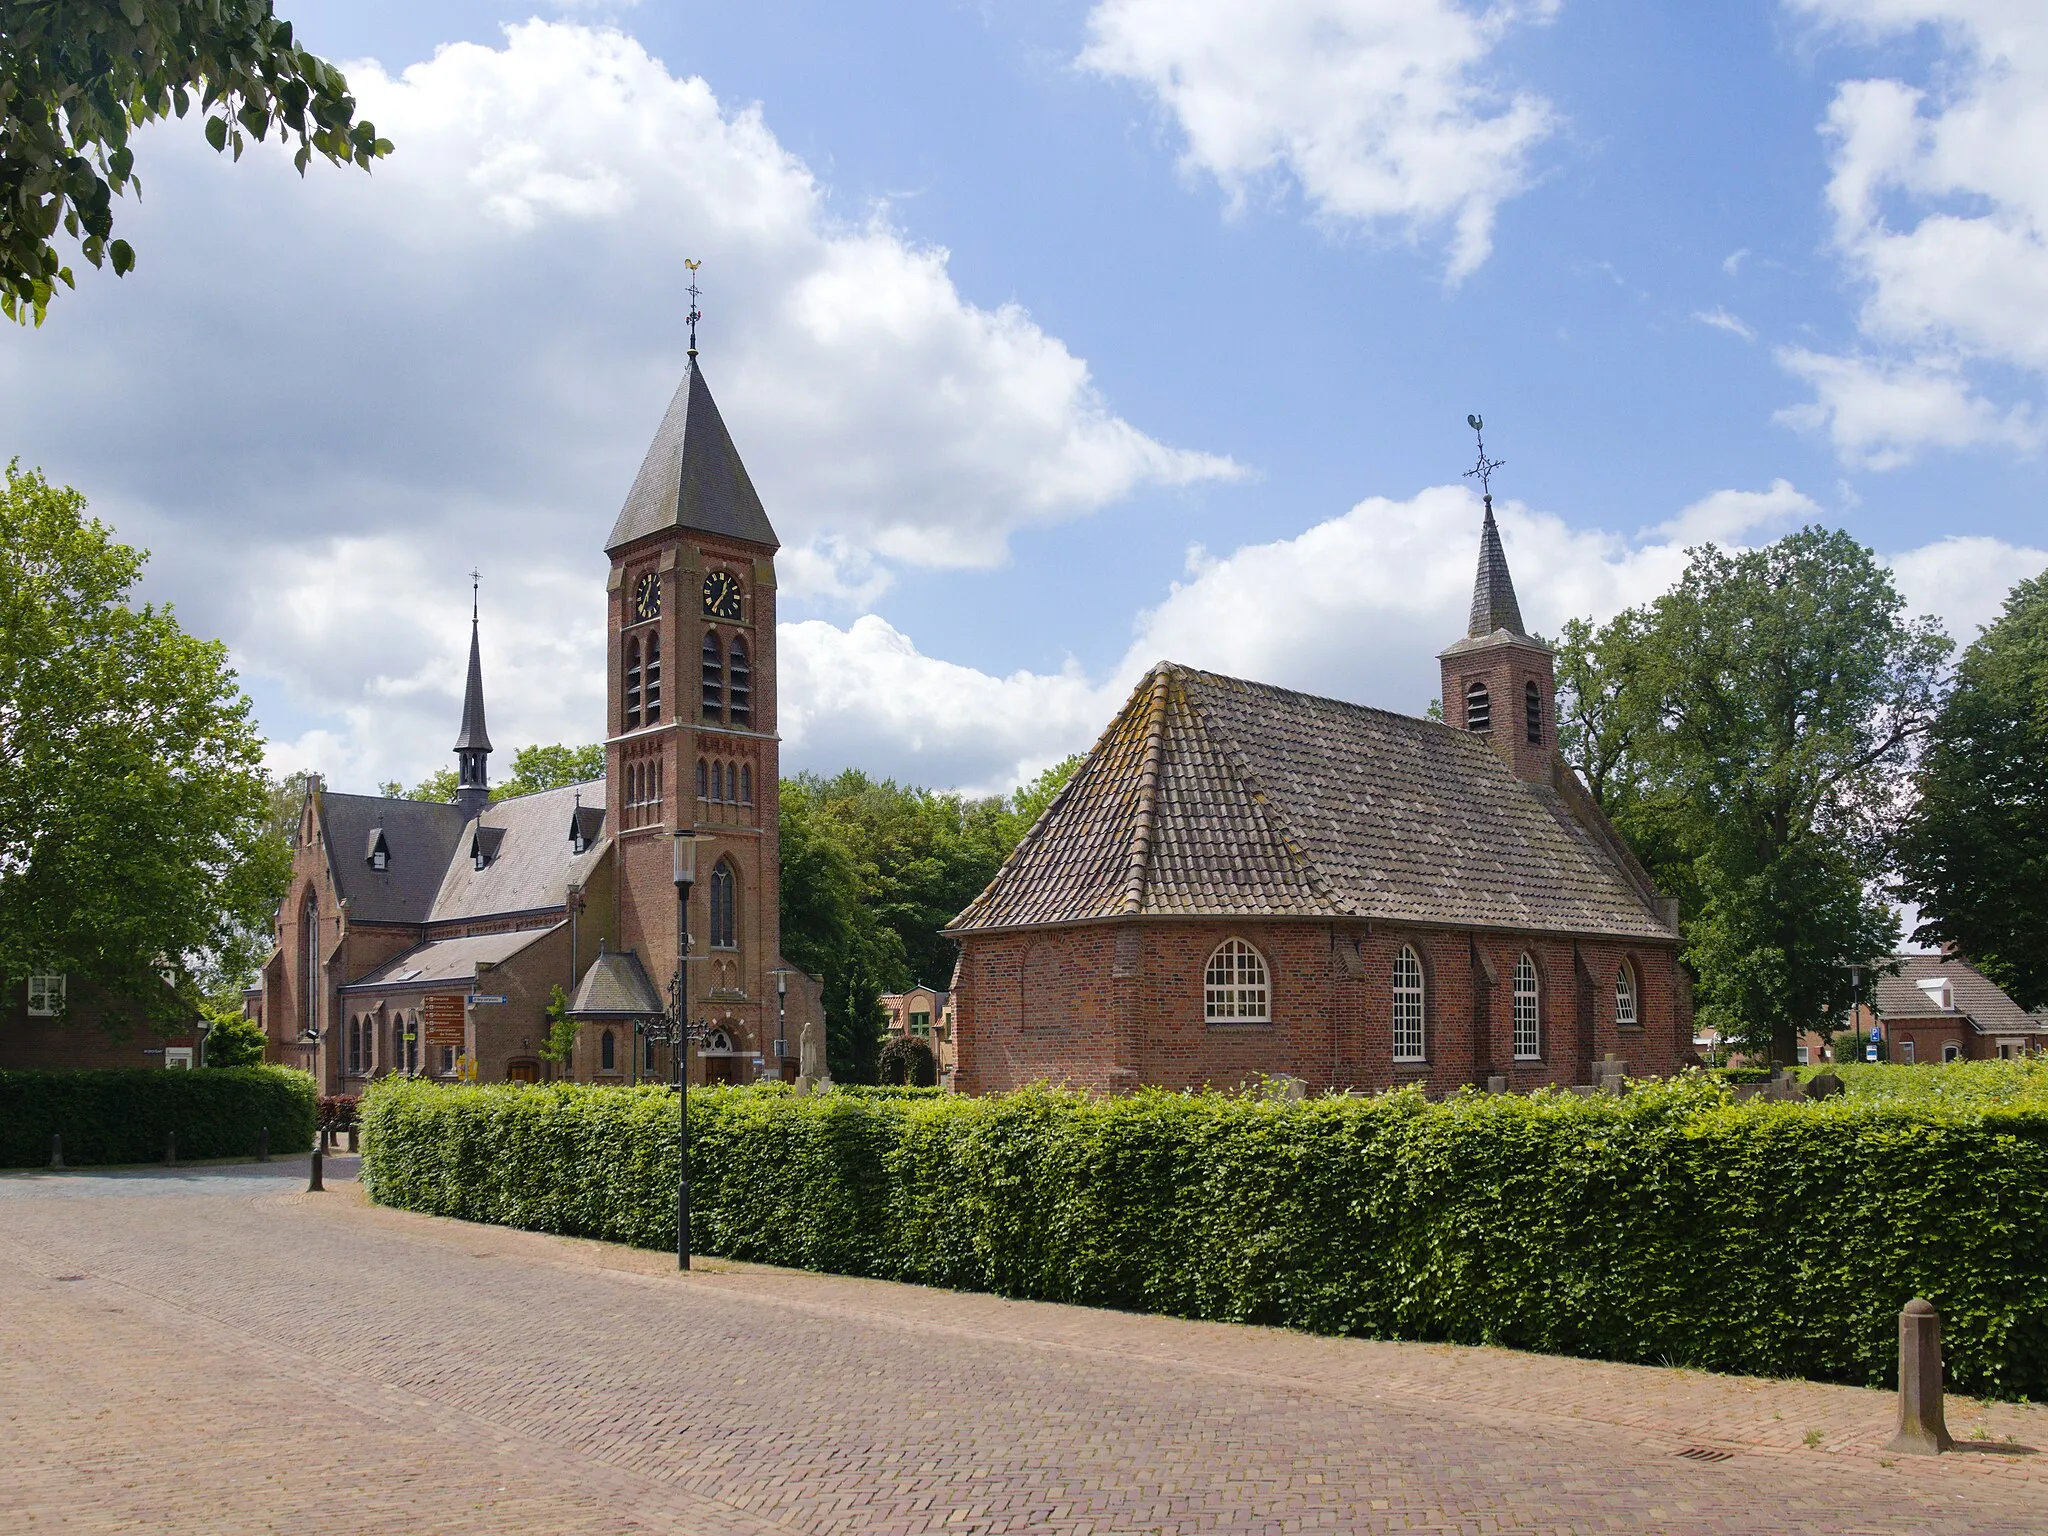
[316,791,469,924]
[607,359,779,553]
[948,662,1677,942]
[1875,953,2045,1033]
[567,948,664,1017]
[341,926,555,993]
[427,781,609,922]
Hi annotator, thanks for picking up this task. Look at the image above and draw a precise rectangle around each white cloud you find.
[1889,533,2048,643]
[1079,0,1559,281]
[1781,3,2048,465]
[1694,307,1757,342]
[0,21,1236,794]
[1722,247,1751,275]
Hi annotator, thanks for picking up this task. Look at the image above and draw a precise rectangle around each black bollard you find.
[50,1132,63,1170]
[256,1124,270,1163]
[308,1146,325,1192]
[165,1130,177,1167]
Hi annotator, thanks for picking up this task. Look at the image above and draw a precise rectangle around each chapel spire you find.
[453,571,492,820]
[1461,413,1528,640]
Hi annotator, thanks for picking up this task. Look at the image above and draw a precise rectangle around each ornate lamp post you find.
[655,829,707,1269]
[771,967,792,1077]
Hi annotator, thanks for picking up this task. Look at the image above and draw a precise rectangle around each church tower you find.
[603,328,784,1081]
[1438,426,1556,783]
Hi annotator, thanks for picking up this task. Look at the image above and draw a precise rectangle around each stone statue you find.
[795,1020,829,1095]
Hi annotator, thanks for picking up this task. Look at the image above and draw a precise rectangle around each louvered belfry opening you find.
[727,636,751,726]
[701,631,724,720]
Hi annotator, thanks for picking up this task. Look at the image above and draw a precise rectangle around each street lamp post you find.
[668,830,704,1270]
[771,968,791,1077]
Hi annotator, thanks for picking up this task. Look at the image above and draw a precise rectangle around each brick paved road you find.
[3,1160,2044,1535]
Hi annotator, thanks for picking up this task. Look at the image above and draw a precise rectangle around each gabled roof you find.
[1875,954,2044,1033]
[567,948,663,1017]
[341,926,555,993]
[949,663,1677,941]
[428,781,609,922]
[607,359,779,552]
[316,791,469,924]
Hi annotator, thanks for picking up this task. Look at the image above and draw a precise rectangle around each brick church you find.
[947,500,1694,1095]
[260,348,820,1090]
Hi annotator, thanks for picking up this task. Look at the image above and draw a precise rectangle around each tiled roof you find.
[341,926,554,993]
[427,781,609,922]
[318,792,468,924]
[607,359,779,552]
[949,663,1677,941]
[1875,953,2045,1033]
[568,948,663,1017]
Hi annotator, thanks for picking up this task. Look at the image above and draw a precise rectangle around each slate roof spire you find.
[453,572,492,820]
[1460,414,1528,640]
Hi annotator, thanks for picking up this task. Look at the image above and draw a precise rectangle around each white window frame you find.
[1512,953,1541,1060]
[1204,939,1271,1024]
[26,972,65,1017]
[1614,961,1638,1027]
[1392,945,1425,1063]
[1796,1046,1810,1066]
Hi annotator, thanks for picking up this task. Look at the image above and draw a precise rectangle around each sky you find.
[5,0,2046,798]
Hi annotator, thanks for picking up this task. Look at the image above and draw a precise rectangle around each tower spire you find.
[453,571,492,818]
[1462,415,1526,639]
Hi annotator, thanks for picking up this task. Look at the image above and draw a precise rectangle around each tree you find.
[537,983,578,1066]
[1554,527,1950,1062]
[2,0,391,323]
[200,1010,268,1066]
[0,462,290,1027]
[409,766,457,802]
[878,1034,938,1087]
[1896,572,2048,1009]
[501,742,604,797]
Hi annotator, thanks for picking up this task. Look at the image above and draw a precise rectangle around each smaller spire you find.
[453,574,492,818]
[1461,415,1528,639]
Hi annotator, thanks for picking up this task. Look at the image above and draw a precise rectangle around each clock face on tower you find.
[631,572,661,622]
[702,569,743,620]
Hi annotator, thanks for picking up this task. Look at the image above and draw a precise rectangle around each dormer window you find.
[365,828,391,872]
[372,849,388,872]
[470,825,504,871]
[1465,680,1491,734]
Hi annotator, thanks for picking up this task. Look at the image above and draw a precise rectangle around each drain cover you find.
[1676,1447,1733,1463]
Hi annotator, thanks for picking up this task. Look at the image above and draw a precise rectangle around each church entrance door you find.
[506,1058,539,1083]
[701,1055,740,1085]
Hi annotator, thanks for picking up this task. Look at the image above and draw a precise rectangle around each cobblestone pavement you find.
[2,1160,2044,1535]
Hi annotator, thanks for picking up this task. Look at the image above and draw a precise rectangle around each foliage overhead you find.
[1554,527,1951,1061]
[1,0,391,323]
[403,742,603,805]
[1895,572,2048,1010]
[0,462,290,1026]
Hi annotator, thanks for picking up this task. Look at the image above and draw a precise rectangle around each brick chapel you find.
[946,497,1694,1095]
[259,348,820,1090]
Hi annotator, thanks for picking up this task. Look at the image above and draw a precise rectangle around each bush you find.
[360,1074,2048,1399]
[1802,1059,2048,1106]
[318,1094,360,1131]
[202,1014,269,1067]
[1,1066,316,1167]
[877,1036,938,1087]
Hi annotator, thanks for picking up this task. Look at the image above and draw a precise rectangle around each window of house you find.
[710,859,738,949]
[644,632,662,722]
[601,1029,616,1072]
[1392,945,1425,1062]
[1614,960,1638,1027]
[701,631,724,721]
[1204,939,1270,1023]
[439,1044,455,1075]
[910,1010,932,1037]
[26,972,65,1017]
[1900,1039,1915,1063]
[624,637,642,729]
[740,764,753,805]
[1512,953,1540,1059]
[1949,1042,1966,1063]
[1465,680,1491,733]
[1796,1046,1810,1065]
[728,637,751,727]
[1525,680,1542,745]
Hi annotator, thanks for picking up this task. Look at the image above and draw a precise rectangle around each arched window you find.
[710,858,738,949]
[300,889,319,1038]
[392,1016,407,1075]
[1392,944,1425,1062]
[739,764,753,805]
[600,1029,616,1071]
[701,631,724,720]
[1614,959,1639,1027]
[728,637,751,727]
[407,1013,420,1073]
[696,758,708,799]
[624,636,642,729]
[1513,953,1540,1059]
[644,1029,657,1071]
[645,632,663,723]
[346,1016,359,1075]
[1204,938,1270,1022]
[1524,679,1542,745]
[712,761,725,802]
[1465,680,1491,734]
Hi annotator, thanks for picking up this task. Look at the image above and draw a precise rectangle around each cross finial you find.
[470,568,480,623]
[684,258,703,358]
[1464,413,1504,508]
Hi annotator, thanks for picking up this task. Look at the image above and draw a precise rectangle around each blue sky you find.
[3,1,2044,794]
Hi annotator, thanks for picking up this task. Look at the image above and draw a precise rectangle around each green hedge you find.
[0,1066,317,1167]
[361,1075,2048,1399]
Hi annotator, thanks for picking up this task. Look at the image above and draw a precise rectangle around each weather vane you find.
[684,258,703,357]
[1464,413,1503,507]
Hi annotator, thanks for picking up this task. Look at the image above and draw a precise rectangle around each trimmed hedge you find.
[361,1075,2048,1399]
[1,1066,317,1167]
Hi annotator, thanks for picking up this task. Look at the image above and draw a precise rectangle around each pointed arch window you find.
[711,761,725,802]
[645,632,662,723]
[696,758,708,800]
[347,1016,361,1075]
[1513,953,1541,1060]
[1614,959,1639,1027]
[739,764,753,805]
[1392,945,1426,1062]
[701,631,724,721]
[391,1016,407,1075]
[624,637,643,729]
[299,889,319,1038]
[1204,938,1270,1022]
[600,1029,616,1072]
[728,637,751,727]
[1465,680,1491,734]
[710,858,738,950]
[1524,679,1542,745]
